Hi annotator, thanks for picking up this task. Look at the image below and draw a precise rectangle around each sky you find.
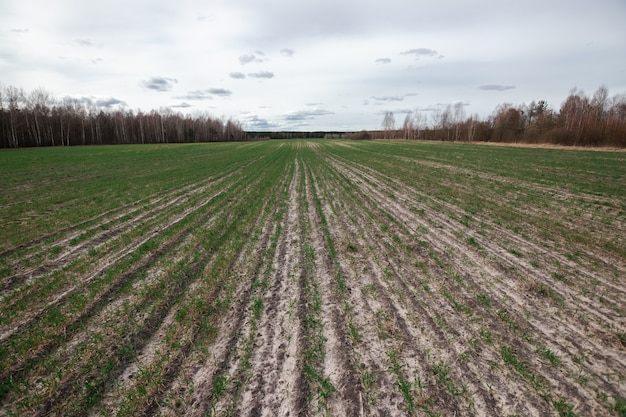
[1,0,625,131]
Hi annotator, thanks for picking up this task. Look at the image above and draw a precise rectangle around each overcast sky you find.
[1,0,625,131]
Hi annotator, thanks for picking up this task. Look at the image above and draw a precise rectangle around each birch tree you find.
[382,111,395,139]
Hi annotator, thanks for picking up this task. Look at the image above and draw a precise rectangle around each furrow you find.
[237,158,303,416]
[324,150,619,412]
[0,156,272,414]
[304,159,362,416]
[311,153,491,416]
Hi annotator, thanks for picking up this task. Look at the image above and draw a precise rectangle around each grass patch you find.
[537,345,562,367]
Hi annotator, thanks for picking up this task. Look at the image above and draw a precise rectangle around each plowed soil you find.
[0,140,624,416]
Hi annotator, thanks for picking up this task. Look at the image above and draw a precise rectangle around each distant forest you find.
[0,85,247,148]
[1,84,625,148]
[375,86,626,147]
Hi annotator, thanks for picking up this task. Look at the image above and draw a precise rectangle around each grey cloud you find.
[230,72,246,79]
[239,54,256,65]
[72,96,125,108]
[281,48,295,57]
[283,108,334,121]
[401,48,439,59]
[177,88,232,100]
[179,90,212,100]
[95,97,127,108]
[10,28,30,33]
[90,58,103,64]
[140,77,178,92]
[479,84,516,91]
[248,71,275,79]
[376,58,391,64]
[239,52,267,65]
[245,115,280,130]
[65,96,99,107]
[207,88,232,96]
[372,96,404,102]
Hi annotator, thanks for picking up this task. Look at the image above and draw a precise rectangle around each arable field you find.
[0,140,624,417]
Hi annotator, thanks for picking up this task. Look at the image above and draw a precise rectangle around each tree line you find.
[381,86,626,147]
[0,85,247,148]
[3,84,624,148]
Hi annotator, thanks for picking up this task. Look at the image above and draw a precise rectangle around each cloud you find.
[283,108,334,122]
[376,58,391,64]
[230,72,246,79]
[239,52,267,65]
[71,38,97,47]
[401,48,440,59]
[177,88,232,100]
[10,28,30,33]
[207,88,232,96]
[95,97,127,108]
[178,91,212,100]
[245,115,280,130]
[479,84,516,91]
[140,77,178,92]
[171,102,192,108]
[372,96,404,102]
[280,48,295,57]
[248,71,275,79]
[71,96,125,108]
[239,54,256,65]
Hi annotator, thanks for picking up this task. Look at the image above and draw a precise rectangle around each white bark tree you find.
[382,111,395,139]
[402,113,414,140]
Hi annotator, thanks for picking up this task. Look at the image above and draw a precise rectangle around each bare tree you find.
[402,113,414,140]
[413,111,426,140]
[465,114,478,142]
[5,86,24,147]
[432,104,453,140]
[25,88,48,146]
[453,102,465,141]
[592,86,609,120]
[382,111,395,139]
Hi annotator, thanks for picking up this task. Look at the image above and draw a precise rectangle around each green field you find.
[0,140,624,416]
